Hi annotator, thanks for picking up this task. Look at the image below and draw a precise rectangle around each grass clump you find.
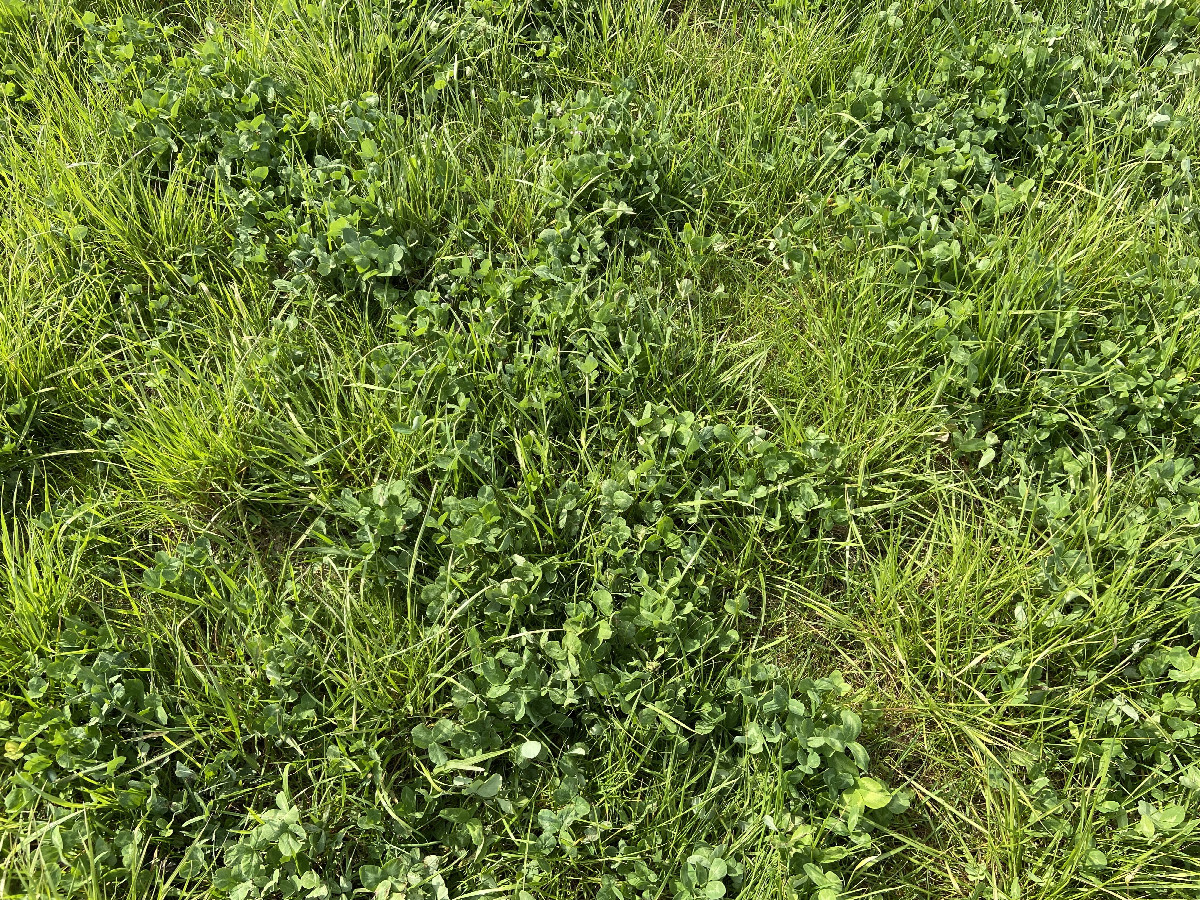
[1,0,1199,898]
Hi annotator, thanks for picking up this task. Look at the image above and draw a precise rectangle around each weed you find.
[1,0,1198,898]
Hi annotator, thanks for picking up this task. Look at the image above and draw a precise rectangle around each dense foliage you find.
[0,0,1198,897]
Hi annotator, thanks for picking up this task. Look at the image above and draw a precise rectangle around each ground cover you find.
[1,0,1198,897]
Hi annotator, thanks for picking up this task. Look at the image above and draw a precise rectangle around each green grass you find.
[1,0,1199,897]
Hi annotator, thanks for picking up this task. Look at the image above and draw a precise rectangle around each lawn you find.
[1,0,1198,897]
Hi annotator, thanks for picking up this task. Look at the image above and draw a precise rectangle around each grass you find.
[1,0,1198,897]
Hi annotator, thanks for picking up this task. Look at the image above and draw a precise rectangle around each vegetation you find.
[1,0,1198,897]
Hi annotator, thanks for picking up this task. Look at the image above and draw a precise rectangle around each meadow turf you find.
[1,0,1199,897]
